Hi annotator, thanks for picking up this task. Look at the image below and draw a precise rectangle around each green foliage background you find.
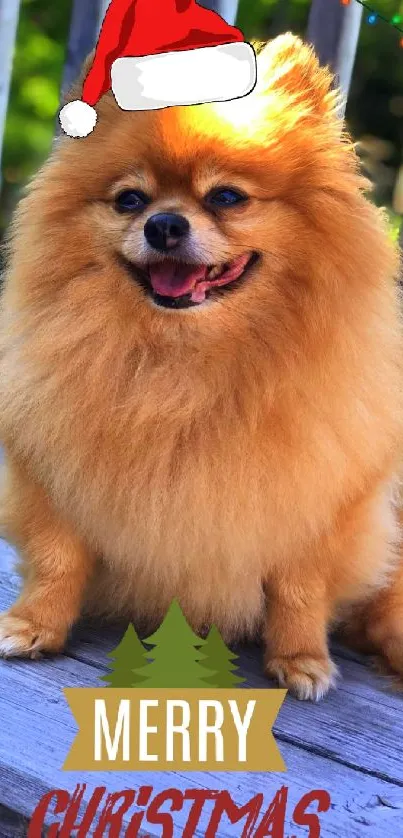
[1,1,71,232]
[1,0,403,237]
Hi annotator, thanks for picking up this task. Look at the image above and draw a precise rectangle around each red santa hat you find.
[59,0,257,138]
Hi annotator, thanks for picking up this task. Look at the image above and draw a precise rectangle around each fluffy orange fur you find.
[0,35,402,700]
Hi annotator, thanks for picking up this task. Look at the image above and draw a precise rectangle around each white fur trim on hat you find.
[59,100,98,138]
[111,42,257,111]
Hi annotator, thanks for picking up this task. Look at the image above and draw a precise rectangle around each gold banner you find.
[63,688,286,772]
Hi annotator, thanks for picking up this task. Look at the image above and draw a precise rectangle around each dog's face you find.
[13,35,358,334]
[107,156,262,310]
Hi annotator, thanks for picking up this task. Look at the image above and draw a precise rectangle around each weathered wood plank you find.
[1,561,403,792]
[0,0,21,185]
[200,0,240,26]
[61,0,106,98]
[0,805,29,838]
[307,0,363,115]
[97,0,111,28]
[0,539,17,574]
[0,650,402,836]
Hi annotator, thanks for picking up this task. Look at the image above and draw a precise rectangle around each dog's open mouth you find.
[121,251,259,309]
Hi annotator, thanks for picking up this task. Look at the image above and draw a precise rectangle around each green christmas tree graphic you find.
[198,625,245,688]
[140,600,214,688]
[101,624,149,687]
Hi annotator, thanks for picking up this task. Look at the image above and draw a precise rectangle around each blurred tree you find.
[0,0,71,235]
[347,2,403,213]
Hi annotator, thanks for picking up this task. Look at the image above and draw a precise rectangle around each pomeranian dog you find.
[0,34,402,701]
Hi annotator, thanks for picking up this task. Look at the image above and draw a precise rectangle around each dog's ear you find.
[256,34,337,117]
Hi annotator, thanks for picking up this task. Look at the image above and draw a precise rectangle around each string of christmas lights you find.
[340,0,403,46]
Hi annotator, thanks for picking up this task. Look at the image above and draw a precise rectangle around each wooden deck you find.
[0,539,402,836]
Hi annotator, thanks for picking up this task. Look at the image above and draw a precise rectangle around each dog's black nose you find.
[144,213,190,252]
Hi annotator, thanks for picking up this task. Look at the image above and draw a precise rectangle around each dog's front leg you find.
[0,454,94,658]
[264,567,337,701]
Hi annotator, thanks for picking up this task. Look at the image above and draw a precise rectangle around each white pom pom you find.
[59,100,97,138]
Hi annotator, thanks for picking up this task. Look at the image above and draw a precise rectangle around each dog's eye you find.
[115,190,149,213]
[206,188,248,207]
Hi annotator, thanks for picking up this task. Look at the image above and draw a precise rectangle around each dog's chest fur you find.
[0,313,392,638]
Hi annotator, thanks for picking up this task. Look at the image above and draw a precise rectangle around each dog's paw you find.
[0,611,66,659]
[265,654,339,701]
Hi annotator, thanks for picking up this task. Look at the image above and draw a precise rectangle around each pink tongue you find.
[149,263,208,298]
